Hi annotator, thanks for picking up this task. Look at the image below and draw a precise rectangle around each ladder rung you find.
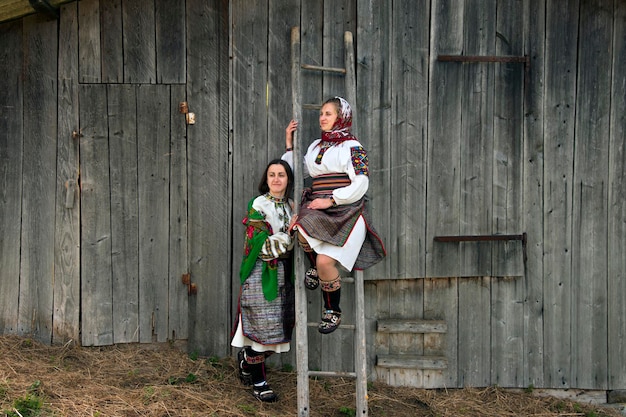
[307,322,356,330]
[301,63,346,74]
[308,370,357,379]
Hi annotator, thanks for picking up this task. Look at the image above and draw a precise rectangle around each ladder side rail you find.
[292,27,366,417]
[345,30,368,416]
[344,31,357,136]
[354,270,368,416]
[291,26,310,417]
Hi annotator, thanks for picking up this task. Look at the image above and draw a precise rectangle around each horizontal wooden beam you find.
[376,354,448,370]
[377,319,447,334]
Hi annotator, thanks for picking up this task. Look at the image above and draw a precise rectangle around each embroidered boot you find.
[318,277,342,334]
[245,348,278,402]
[304,266,319,290]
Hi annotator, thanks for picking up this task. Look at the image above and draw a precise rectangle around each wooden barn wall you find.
[0,0,625,391]
[0,0,230,353]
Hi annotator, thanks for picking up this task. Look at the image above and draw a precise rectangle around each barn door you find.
[79,83,189,346]
[426,2,526,388]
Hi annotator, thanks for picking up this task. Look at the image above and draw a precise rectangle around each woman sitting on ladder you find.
[283,96,386,334]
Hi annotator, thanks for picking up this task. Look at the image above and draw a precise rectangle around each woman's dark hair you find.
[323,96,342,112]
[258,158,294,198]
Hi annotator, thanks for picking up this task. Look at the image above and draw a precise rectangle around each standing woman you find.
[283,96,386,334]
[231,159,296,402]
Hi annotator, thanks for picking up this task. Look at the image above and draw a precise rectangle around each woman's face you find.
[267,164,289,197]
[319,102,339,132]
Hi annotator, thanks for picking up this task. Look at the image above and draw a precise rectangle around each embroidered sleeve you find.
[351,146,369,176]
[259,232,292,260]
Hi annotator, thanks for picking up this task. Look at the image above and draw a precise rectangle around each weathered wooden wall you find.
[0,0,625,391]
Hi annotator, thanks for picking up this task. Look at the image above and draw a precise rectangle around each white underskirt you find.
[298,215,366,272]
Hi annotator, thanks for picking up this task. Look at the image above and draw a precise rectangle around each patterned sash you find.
[311,174,351,195]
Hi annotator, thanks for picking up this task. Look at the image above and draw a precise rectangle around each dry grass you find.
[0,335,622,416]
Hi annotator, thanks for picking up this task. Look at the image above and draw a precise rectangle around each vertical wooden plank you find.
[54,2,80,343]
[424,278,458,388]
[458,277,491,386]
[107,84,140,344]
[230,0,269,355]
[100,0,123,83]
[388,0,428,279]
[137,84,171,343]
[267,0,299,159]
[0,20,23,335]
[80,84,113,346]
[230,0,268,267]
[186,0,231,355]
[322,0,356,99]
[168,83,189,340]
[427,1,463,278]
[300,0,324,143]
[156,0,185,83]
[490,0,525,387]
[426,0,464,388]
[522,0,546,388]
[459,0,495,277]
[456,2,495,385]
[123,0,156,83]
[492,1,525,278]
[571,0,611,389]
[542,0,578,389]
[608,0,626,390]
[356,0,391,282]
[491,276,525,387]
[78,0,101,83]
[19,14,58,343]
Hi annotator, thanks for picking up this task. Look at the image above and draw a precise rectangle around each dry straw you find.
[0,335,621,417]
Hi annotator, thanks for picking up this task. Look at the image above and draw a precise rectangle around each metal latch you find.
[182,273,197,295]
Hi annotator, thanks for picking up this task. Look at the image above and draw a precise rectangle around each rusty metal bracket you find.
[181,273,197,295]
[434,233,527,263]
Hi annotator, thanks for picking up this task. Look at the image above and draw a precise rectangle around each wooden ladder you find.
[290,26,368,417]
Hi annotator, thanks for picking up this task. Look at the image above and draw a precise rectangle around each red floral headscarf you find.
[321,97,356,143]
